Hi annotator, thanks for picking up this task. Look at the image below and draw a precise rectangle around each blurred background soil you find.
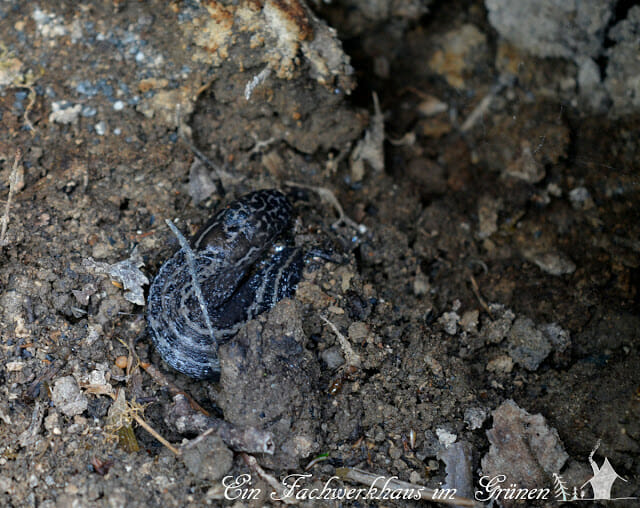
[0,0,638,506]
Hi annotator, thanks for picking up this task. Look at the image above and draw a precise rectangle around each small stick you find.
[169,394,274,454]
[469,275,493,320]
[336,467,483,507]
[21,84,37,134]
[244,65,272,101]
[324,141,351,175]
[460,80,509,133]
[141,361,210,416]
[132,413,181,456]
[182,423,275,455]
[320,315,361,368]
[249,135,278,155]
[284,181,363,232]
[175,103,225,197]
[165,220,219,370]
[242,453,298,505]
[0,148,22,247]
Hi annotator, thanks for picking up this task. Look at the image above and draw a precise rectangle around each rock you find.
[507,317,552,371]
[460,310,479,333]
[416,95,448,117]
[182,433,233,481]
[435,428,457,447]
[51,376,88,417]
[188,0,365,156]
[522,250,576,276]
[503,141,545,183]
[218,299,321,469]
[576,57,609,111]
[188,159,219,205]
[49,101,82,124]
[0,476,12,494]
[568,186,594,210]
[412,268,430,296]
[540,323,570,353]
[481,400,568,507]
[44,412,61,435]
[480,304,515,344]
[438,311,460,336]
[348,321,369,341]
[477,195,501,239]
[320,346,344,370]
[485,0,614,61]
[463,407,487,430]
[439,441,474,499]
[427,24,488,89]
[486,354,514,374]
[0,56,22,87]
[605,6,640,116]
[577,58,601,91]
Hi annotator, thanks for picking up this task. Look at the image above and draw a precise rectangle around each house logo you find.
[580,440,628,501]
[553,440,635,502]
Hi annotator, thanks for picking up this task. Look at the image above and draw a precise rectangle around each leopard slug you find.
[147,189,303,379]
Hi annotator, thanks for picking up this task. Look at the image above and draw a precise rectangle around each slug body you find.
[147,190,303,379]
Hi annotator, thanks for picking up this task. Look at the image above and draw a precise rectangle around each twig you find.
[460,80,509,133]
[18,84,37,134]
[249,135,278,155]
[304,453,329,470]
[469,275,493,320]
[182,423,275,455]
[242,453,298,505]
[18,401,44,448]
[0,148,22,247]
[350,92,385,173]
[165,219,219,372]
[141,362,210,416]
[245,65,272,101]
[175,103,225,197]
[284,181,364,232]
[336,467,483,507]
[132,412,181,456]
[169,394,275,454]
[320,315,361,368]
[139,366,275,454]
[324,141,351,175]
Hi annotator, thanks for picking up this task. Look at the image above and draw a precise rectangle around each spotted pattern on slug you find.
[147,190,303,379]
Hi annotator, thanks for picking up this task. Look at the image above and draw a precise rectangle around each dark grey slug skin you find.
[147,189,303,379]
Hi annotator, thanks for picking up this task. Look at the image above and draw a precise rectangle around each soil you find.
[0,1,638,507]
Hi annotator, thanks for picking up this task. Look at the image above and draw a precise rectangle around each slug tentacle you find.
[147,189,303,380]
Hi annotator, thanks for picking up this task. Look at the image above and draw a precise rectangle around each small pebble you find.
[486,354,514,374]
[115,356,128,369]
[464,407,487,430]
[435,428,457,447]
[438,311,459,335]
[51,376,88,417]
[568,186,593,210]
[81,106,97,117]
[6,361,24,372]
[94,121,107,135]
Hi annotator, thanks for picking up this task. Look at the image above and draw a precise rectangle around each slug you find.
[147,189,303,379]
